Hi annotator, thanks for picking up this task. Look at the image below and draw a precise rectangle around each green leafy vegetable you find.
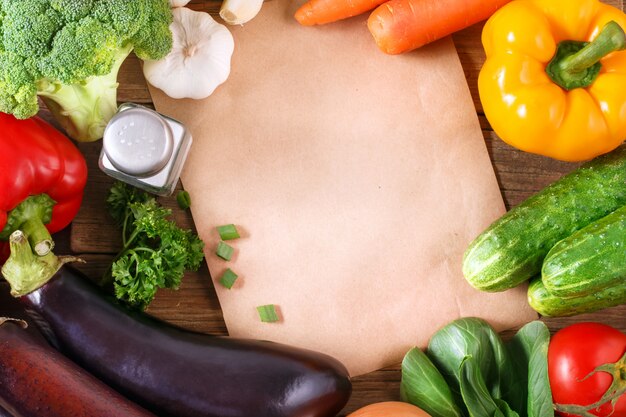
[401,318,554,417]
[106,182,205,309]
[459,356,519,417]
[216,241,234,261]
[217,224,240,241]
[257,304,280,323]
[495,399,522,417]
[219,268,238,289]
[427,318,514,410]
[400,347,464,417]
[506,321,553,417]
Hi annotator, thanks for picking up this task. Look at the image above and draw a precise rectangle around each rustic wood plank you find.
[62,0,626,415]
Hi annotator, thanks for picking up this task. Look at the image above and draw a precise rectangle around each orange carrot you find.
[295,0,388,26]
[367,0,511,54]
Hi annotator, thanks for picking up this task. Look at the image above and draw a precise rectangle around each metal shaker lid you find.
[103,107,174,177]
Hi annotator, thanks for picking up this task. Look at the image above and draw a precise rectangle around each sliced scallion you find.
[257,304,280,323]
[219,268,238,289]
[216,241,234,261]
[217,224,240,240]
[176,190,191,210]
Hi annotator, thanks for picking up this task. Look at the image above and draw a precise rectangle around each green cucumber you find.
[463,145,626,292]
[542,204,626,298]
[527,276,626,317]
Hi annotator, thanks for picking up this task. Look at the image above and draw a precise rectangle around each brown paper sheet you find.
[149,0,537,376]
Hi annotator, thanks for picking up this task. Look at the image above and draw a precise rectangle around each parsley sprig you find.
[106,182,205,309]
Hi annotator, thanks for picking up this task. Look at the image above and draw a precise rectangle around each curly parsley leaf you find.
[106,181,150,225]
[107,182,205,309]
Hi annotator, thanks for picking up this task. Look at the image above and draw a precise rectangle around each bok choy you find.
[401,318,553,417]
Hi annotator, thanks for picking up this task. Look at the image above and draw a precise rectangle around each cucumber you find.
[463,145,626,292]
[542,204,626,298]
[527,276,626,317]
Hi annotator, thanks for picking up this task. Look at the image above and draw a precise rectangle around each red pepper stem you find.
[559,21,626,74]
[20,218,54,256]
[0,230,81,297]
[0,194,56,254]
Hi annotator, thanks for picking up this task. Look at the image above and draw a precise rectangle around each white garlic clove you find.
[220,0,264,25]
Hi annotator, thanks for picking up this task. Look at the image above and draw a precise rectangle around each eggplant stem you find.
[0,317,28,328]
[1,230,82,297]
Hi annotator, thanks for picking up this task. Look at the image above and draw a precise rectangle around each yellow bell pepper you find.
[478,0,626,162]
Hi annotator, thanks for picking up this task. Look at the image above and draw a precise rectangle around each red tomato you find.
[548,322,626,417]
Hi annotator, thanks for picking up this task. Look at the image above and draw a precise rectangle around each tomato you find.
[548,322,626,417]
[347,402,432,417]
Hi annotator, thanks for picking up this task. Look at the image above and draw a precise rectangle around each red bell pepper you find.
[0,113,87,257]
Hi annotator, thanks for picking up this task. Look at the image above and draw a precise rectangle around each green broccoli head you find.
[0,0,173,141]
[131,0,174,60]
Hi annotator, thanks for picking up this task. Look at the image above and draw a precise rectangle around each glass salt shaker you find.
[98,103,192,196]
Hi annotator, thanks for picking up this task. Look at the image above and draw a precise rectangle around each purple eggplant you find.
[0,318,155,417]
[2,231,351,417]
[0,405,13,417]
[0,283,46,344]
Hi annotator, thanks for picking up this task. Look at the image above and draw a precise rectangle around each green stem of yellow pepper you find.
[547,21,626,90]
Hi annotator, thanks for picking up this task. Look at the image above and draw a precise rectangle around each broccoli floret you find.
[39,18,123,83]
[0,0,172,142]
[50,0,95,22]
[2,1,62,59]
[132,0,174,60]
[0,51,38,119]
[94,0,150,36]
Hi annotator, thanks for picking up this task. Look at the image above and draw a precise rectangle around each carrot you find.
[367,0,512,54]
[295,0,388,26]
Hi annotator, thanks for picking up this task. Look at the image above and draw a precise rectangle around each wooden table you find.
[41,1,626,414]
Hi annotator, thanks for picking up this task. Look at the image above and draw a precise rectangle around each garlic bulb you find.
[143,7,235,100]
[169,0,191,7]
[220,0,264,25]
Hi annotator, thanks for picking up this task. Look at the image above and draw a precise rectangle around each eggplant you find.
[2,232,352,417]
[0,317,156,417]
[0,405,13,417]
[0,283,46,343]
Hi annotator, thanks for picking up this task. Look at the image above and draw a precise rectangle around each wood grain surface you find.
[43,0,626,414]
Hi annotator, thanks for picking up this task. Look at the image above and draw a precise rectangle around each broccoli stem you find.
[37,44,133,142]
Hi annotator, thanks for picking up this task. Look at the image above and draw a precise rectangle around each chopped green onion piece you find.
[216,241,234,261]
[176,190,191,210]
[219,268,238,289]
[217,224,240,240]
[257,304,280,323]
